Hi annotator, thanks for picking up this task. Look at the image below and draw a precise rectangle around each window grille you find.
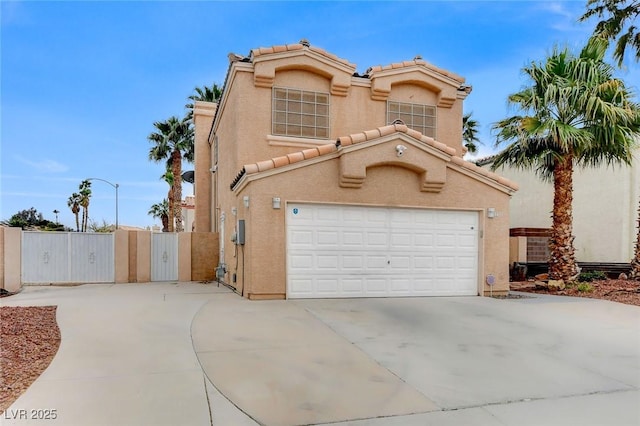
[387,101,436,138]
[273,87,330,139]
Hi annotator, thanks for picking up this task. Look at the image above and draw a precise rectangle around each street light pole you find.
[86,178,119,230]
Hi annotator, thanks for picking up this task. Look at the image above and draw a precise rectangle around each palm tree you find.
[79,180,92,232]
[148,116,194,232]
[462,112,482,154]
[581,0,640,66]
[148,199,170,232]
[582,2,640,280]
[491,39,640,281]
[67,193,81,232]
[185,83,222,120]
[161,170,175,232]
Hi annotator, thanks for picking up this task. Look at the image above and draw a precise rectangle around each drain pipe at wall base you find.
[216,212,227,287]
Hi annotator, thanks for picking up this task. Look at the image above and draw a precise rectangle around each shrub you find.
[577,283,594,293]
[577,271,607,282]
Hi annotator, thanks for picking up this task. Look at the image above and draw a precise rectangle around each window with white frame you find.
[272,87,330,139]
[387,101,436,138]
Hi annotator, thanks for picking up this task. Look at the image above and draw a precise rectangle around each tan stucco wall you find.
[114,229,129,283]
[492,161,639,263]
[194,101,216,232]
[223,152,511,299]
[1,227,22,292]
[203,45,508,299]
[128,231,151,282]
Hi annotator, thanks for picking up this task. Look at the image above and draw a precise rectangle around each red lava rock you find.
[0,306,60,414]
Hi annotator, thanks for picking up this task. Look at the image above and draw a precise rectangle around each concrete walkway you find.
[1,282,250,426]
[2,284,640,425]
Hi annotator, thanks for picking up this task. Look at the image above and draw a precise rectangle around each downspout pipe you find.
[216,212,227,282]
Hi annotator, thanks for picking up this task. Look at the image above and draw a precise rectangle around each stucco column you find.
[193,101,216,232]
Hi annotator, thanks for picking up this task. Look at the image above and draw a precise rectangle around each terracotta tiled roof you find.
[366,59,465,83]
[250,42,356,69]
[233,124,518,191]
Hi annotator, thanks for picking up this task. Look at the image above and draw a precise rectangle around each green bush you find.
[577,271,607,282]
[577,283,594,293]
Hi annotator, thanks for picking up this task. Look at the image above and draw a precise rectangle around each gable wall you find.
[230,157,510,299]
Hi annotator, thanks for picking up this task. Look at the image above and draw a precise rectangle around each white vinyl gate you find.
[151,233,178,281]
[22,232,115,284]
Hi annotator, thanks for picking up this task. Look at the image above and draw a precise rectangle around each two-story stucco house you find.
[193,40,517,299]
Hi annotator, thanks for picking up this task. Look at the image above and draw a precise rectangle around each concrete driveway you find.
[193,293,640,425]
[2,284,639,425]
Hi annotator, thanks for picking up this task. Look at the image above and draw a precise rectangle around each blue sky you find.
[1,1,638,229]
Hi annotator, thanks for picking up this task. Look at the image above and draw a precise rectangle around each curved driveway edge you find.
[2,282,231,426]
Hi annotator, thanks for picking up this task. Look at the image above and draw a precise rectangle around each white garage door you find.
[287,204,478,298]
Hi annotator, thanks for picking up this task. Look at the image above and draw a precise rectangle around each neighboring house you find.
[181,195,195,232]
[192,40,517,299]
[479,157,640,264]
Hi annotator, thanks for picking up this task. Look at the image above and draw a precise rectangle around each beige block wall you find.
[178,232,192,282]
[0,229,208,287]
[1,227,22,292]
[493,162,639,262]
[191,232,218,281]
[509,236,527,264]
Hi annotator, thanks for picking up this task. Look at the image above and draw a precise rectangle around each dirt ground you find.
[511,279,640,307]
[0,306,60,414]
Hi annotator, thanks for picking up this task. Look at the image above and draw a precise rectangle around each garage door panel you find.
[390,233,412,247]
[414,256,434,269]
[366,232,388,247]
[317,255,339,269]
[366,255,388,270]
[317,279,339,293]
[316,207,340,222]
[343,231,364,247]
[342,255,364,269]
[291,254,313,270]
[287,204,478,298]
[317,231,339,246]
[290,230,313,247]
[343,278,365,293]
[414,233,434,247]
[435,233,457,248]
[364,278,387,293]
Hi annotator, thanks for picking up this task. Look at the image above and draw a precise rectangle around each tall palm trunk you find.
[73,207,80,232]
[167,187,175,233]
[172,150,183,232]
[549,156,577,280]
[631,199,640,279]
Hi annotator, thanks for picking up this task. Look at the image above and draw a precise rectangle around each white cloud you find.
[14,155,69,173]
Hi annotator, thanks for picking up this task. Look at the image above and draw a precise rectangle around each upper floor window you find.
[272,87,330,139]
[387,101,436,138]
